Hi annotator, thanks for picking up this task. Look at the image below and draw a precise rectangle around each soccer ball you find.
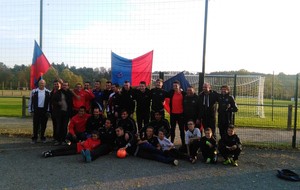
[116,149,127,158]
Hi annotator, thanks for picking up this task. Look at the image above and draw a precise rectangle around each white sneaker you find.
[173,159,179,166]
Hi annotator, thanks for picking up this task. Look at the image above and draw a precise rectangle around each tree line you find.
[0,62,298,100]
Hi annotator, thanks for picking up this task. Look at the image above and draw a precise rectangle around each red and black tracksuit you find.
[49,138,101,157]
[90,126,117,161]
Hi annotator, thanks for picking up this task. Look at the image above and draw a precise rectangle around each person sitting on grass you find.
[199,127,218,164]
[218,125,242,167]
[115,126,178,166]
[42,130,101,162]
[185,120,201,164]
[157,128,191,163]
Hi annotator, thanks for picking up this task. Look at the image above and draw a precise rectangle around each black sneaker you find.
[41,138,47,144]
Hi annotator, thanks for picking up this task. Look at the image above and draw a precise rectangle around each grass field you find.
[0,91,299,129]
[0,97,24,117]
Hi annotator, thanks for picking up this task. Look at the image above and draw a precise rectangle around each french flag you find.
[111,50,153,86]
[30,41,50,89]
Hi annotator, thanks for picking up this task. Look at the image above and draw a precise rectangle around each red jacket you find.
[76,138,101,153]
[68,113,91,135]
[84,89,95,112]
[72,89,95,111]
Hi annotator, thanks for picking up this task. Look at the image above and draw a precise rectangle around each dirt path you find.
[0,135,299,190]
[0,117,298,147]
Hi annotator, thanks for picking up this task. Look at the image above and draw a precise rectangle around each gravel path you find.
[0,117,298,146]
[0,135,300,190]
[0,117,299,189]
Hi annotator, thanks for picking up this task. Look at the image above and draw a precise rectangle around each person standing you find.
[51,81,73,145]
[218,85,238,138]
[28,79,51,144]
[50,79,62,143]
[183,86,199,128]
[92,80,104,112]
[133,81,151,132]
[169,80,186,146]
[102,80,113,114]
[198,82,218,137]
[106,83,121,124]
[119,80,135,117]
[150,79,168,120]
[72,83,94,117]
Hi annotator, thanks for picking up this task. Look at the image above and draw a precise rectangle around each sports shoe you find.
[65,140,71,145]
[81,150,86,162]
[41,138,47,144]
[31,139,37,144]
[85,150,92,163]
[206,158,211,164]
[232,160,238,167]
[173,159,179,166]
[223,158,232,165]
[190,157,197,164]
[42,151,52,158]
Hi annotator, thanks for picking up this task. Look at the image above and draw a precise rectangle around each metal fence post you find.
[159,71,164,81]
[198,72,204,94]
[287,105,292,130]
[292,74,298,148]
[233,74,237,124]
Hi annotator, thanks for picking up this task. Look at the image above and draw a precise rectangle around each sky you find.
[0,0,300,75]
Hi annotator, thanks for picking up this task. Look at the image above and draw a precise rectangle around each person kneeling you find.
[185,120,201,164]
[218,125,242,167]
[199,127,217,164]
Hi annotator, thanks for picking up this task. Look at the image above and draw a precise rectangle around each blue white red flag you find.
[111,51,153,86]
[30,40,50,89]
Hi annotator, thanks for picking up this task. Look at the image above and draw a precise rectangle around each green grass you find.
[0,97,24,117]
[0,95,299,129]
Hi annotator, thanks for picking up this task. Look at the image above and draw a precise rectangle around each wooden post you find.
[22,96,26,118]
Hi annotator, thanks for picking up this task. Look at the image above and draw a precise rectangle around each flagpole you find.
[40,0,43,49]
[201,0,209,87]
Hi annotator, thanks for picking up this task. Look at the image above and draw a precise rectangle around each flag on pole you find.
[163,71,191,92]
[111,51,153,86]
[163,72,191,113]
[30,40,50,89]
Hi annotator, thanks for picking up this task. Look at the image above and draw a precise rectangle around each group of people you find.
[29,78,241,166]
